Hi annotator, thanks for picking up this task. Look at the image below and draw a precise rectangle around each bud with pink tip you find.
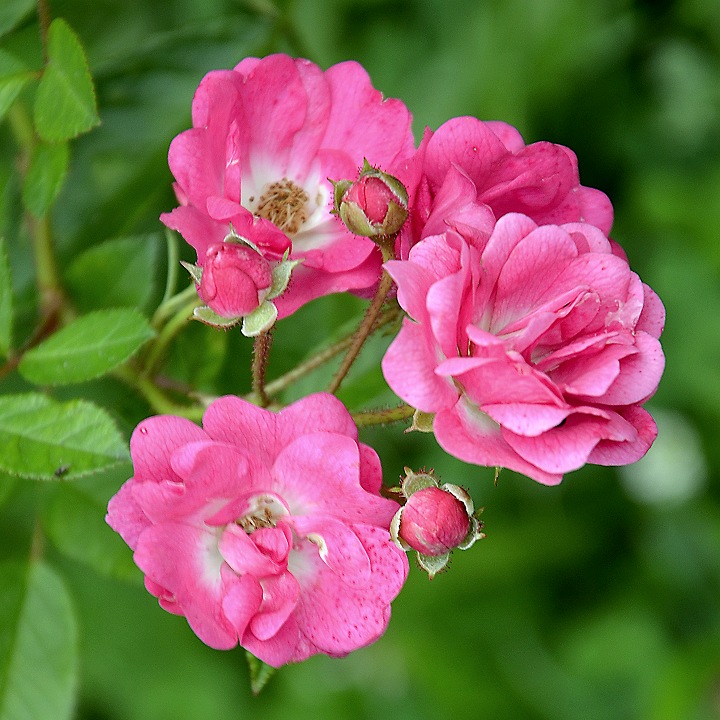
[198,241,273,318]
[333,159,409,240]
[398,486,471,556]
[390,468,484,579]
[181,232,299,337]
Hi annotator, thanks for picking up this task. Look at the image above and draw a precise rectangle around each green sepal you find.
[266,258,300,301]
[457,515,486,551]
[407,409,434,433]
[330,178,353,212]
[401,466,437,497]
[416,552,450,580]
[245,651,277,695]
[180,261,203,285]
[339,201,377,237]
[193,305,240,328]
[241,301,277,337]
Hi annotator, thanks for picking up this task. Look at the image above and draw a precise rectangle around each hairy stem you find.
[352,404,415,428]
[252,330,274,407]
[327,241,395,395]
[261,306,399,399]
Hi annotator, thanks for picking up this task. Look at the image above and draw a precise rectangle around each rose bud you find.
[390,468,484,579]
[397,485,470,556]
[198,240,273,318]
[333,159,409,239]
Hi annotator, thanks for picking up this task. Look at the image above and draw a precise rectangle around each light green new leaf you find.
[0,50,35,121]
[18,308,155,385]
[65,234,161,312]
[0,393,129,480]
[0,561,78,720]
[33,19,99,142]
[22,141,70,218]
[0,0,35,38]
[0,238,11,359]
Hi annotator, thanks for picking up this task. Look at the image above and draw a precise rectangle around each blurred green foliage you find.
[1,0,719,718]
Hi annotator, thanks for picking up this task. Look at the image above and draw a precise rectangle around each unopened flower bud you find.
[198,240,273,318]
[390,468,485,579]
[183,233,299,336]
[398,486,470,556]
[333,159,408,239]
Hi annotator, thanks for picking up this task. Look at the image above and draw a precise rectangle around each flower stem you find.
[261,306,399,399]
[113,365,205,422]
[145,295,200,376]
[8,102,72,326]
[352,404,415,428]
[37,0,51,62]
[151,282,198,330]
[161,229,180,306]
[252,330,273,407]
[327,241,395,395]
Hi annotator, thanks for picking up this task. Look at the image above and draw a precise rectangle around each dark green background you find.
[1,0,719,718]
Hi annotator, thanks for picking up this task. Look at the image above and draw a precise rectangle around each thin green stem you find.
[113,366,205,422]
[161,229,180,305]
[145,295,200,376]
[151,282,198,329]
[252,331,273,407]
[260,306,399,399]
[327,241,396,395]
[352,404,415,428]
[8,103,71,325]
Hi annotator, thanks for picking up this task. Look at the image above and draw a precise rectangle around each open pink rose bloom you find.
[106,394,408,666]
[383,213,665,485]
[161,53,415,317]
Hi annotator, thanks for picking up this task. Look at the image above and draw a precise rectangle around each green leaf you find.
[0,560,78,720]
[18,308,155,385]
[64,234,161,312]
[33,19,99,142]
[0,0,35,38]
[245,651,276,695]
[21,141,69,218]
[0,238,12,359]
[43,470,138,581]
[0,50,34,122]
[0,393,129,480]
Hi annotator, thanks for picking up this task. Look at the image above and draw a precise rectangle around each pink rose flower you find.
[106,393,408,666]
[382,213,666,485]
[396,117,614,258]
[197,240,273,318]
[161,54,415,317]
